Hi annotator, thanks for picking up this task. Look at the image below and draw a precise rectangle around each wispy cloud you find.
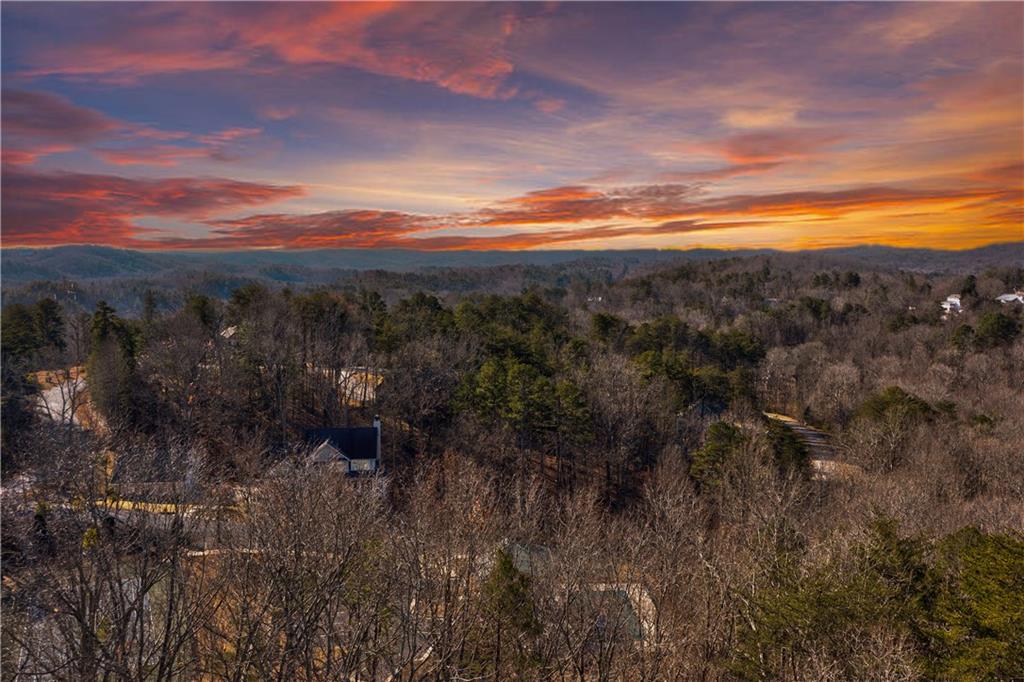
[3,88,267,167]
[1,166,304,246]
[2,89,119,163]
[9,3,524,99]
[1,2,1020,251]
[7,167,1011,251]
[715,129,843,164]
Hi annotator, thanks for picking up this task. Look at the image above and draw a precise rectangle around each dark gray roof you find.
[589,589,644,641]
[508,543,552,576]
[305,427,378,461]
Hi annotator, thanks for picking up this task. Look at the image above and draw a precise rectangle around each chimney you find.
[373,415,381,471]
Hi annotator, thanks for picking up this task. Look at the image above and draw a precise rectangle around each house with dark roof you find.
[582,582,657,647]
[305,417,381,475]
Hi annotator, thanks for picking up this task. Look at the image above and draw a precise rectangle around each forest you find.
[2,252,1023,680]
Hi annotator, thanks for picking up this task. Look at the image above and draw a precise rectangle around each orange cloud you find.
[8,169,1016,250]
[23,173,1009,251]
[200,209,436,249]
[964,162,1024,187]
[475,184,699,226]
[142,215,763,251]
[695,186,1006,219]
[387,219,763,251]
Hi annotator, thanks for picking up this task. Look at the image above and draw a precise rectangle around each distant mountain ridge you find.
[0,245,747,284]
[2,243,1022,285]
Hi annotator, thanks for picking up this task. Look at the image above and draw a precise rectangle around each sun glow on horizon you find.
[2,2,1021,251]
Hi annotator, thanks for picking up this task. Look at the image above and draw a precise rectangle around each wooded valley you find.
[2,251,1022,680]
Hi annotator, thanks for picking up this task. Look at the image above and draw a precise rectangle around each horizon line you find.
[3,240,1023,255]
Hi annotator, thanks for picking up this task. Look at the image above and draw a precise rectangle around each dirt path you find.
[37,377,86,424]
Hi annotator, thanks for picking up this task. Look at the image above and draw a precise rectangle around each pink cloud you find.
[258,105,298,121]
[202,209,436,248]
[2,166,304,246]
[16,3,522,100]
[2,89,120,164]
[94,145,211,167]
[196,127,262,145]
[2,88,268,168]
[2,89,120,142]
[473,184,700,226]
[92,127,268,167]
[533,96,566,114]
[94,130,265,167]
[658,161,783,182]
[716,128,843,163]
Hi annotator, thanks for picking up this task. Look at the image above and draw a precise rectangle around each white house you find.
[940,294,962,319]
[996,292,1024,305]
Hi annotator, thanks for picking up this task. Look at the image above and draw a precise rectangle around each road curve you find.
[763,412,863,481]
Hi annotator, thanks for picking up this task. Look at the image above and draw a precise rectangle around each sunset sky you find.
[2,1,1022,251]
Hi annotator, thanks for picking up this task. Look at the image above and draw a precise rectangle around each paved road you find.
[763,412,863,480]
[764,412,836,459]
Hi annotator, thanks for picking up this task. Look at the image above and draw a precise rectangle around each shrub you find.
[858,386,934,422]
[974,312,1020,349]
[690,421,745,489]
[765,419,810,476]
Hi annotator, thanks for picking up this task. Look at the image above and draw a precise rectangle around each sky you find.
[2,1,1022,251]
